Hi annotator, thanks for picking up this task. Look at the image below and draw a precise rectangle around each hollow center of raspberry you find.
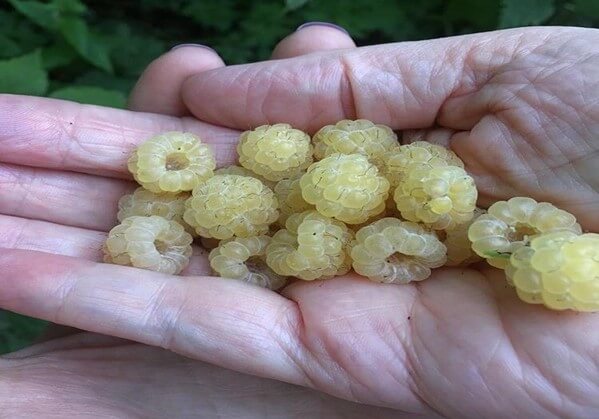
[245,256,266,273]
[509,223,539,242]
[165,153,190,171]
[386,253,411,265]
[154,239,169,255]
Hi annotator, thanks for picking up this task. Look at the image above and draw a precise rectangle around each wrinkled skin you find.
[1,26,598,418]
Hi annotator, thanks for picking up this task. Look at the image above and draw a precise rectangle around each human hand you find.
[1,26,598,418]
[1,25,397,419]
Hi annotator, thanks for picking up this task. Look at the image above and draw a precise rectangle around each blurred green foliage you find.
[0,0,597,354]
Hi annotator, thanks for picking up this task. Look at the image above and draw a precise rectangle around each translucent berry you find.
[393,165,477,230]
[468,197,582,269]
[266,210,353,280]
[351,218,447,284]
[209,235,287,290]
[312,119,398,167]
[103,215,193,275]
[443,208,486,266]
[117,187,193,234]
[127,132,215,193]
[237,124,313,181]
[215,165,275,189]
[382,141,464,187]
[300,153,390,224]
[274,176,314,226]
[505,231,599,312]
[183,174,279,240]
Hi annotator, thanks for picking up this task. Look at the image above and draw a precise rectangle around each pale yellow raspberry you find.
[214,165,275,189]
[237,124,313,181]
[266,210,353,280]
[117,187,193,234]
[300,153,390,224]
[468,197,582,269]
[183,175,279,239]
[312,119,398,167]
[209,235,287,290]
[127,131,215,193]
[351,218,447,284]
[505,231,599,312]
[393,165,477,230]
[103,215,193,275]
[382,141,464,187]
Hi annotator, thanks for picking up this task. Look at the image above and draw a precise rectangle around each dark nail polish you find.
[296,22,349,35]
[170,43,216,53]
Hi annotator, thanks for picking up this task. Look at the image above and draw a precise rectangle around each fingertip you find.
[272,22,356,59]
[128,45,225,115]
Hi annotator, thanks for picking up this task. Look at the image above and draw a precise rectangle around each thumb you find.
[180,29,518,133]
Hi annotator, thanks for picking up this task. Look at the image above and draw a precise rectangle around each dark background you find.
[1,0,598,353]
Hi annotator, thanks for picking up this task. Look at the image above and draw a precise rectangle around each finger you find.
[0,94,239,179]
[271,22,355,59]
[180,30,503,132]
[0,249,307,386]
[128,45,225,115]
[0,163,134,231]
[401,128,457,148]
[0,215,211,276]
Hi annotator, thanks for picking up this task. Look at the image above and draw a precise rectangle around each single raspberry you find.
[103,215,193,275]
[300,153,390,224]
[505,231,599,312]
[117,187,194,234]
[237,124,313,181]
[468,197,582,269]
[351,218,447,284]
[266,210,353,280]
[209,235,287,290]
[312,119,398,167]
[393,165,477,230]
[183,174,279,240]
[274,176,314,226]
[442,208,486,266]
[215,165,275,189]
[382,141,464,187]
[127,131,215,193]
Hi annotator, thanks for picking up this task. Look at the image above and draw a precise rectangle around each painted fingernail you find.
[170,43,217,53]
[296,22,349,35]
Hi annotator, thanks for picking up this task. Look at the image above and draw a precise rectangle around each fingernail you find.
[170,43,216,53]
[296,22,349,35]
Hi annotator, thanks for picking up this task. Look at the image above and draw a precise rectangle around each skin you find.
[1,25,598,418]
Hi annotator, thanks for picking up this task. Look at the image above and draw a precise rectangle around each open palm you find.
[1,26,598,418]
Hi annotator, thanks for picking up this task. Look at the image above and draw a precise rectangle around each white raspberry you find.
[351,218,447,284]
[209,235,287,290]
[393,165,477,230]
[312,119,398,167]
[183,175,279,240]
[103,215,193,275]
[266,210,353,280]
[382,141,464,187]
[505,231,599,312]
[127,131,215,193]
[300,153,390,224]
[237,124,313,181]
[468,197,582,269]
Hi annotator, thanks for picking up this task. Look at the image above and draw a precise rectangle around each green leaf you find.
[49,85,126,108]
[42,42,77,70]
[54,0,87,14]
[499,0,555,27]
[8,0,60,30]
[573,0,599,17]
[182,0,239,30]
[0,35,22,58]
[0,49,48,95]
[446,0,501,29]
[59,17,113,73]
[0,311,47,354]
[285,0,310,11]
